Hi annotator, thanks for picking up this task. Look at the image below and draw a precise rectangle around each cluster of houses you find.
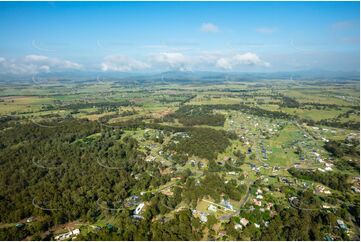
[312,151,334,172]
[234,218,249,230]
[252,188,274,212]
[54,229,80,241]
[253,189,264,206]
[314,185,332,195]
[192,209,209,223]
[234,217,269,231]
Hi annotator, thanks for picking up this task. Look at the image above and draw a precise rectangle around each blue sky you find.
[0,1,359,74]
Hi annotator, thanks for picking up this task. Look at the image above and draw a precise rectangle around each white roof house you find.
[134,202,145,215]
[54,229,81,241]
[234,224,242,230]
[240,218,249,227]
[208,204,217,212]
[200,212,208,223]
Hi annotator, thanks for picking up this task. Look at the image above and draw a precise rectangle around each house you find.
[134,202,145,215]
[315,185,331,195]
[254,223,260,228]
[272,166,280,173]
[266,202,273,210]
[321,137,329,142]
[325,167,333,171]
[189,160,197,166]
[208,204,217,212]
[279,177,292,185]
[240,218,249,227]
[253,199,262,206]
[256,195,263,200]
[221,199,233,210]
[54,229,81,241]
[351,186,360,193]
[234,224,242,230]
[318,168,326,172]
[289,196,298,203]
[145,156,156,162]
[337,220,348,231]
[199,212,208,223]
[313,152,320,157]
[26,217,34,223]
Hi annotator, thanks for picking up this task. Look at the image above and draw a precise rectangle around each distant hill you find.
[0,69,359,84]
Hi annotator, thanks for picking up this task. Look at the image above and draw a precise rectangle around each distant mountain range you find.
[0,69,359,83]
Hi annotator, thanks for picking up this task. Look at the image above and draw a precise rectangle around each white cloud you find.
[233,52,270,66]
[101,55,150,72]
[151,52,192,71]
[150,51,270,71]
[215,52,270,69]
[152,52,186,66]
[216,58,232,70]
[24,55,49,62]
[0,51,271,74]
[256,27,277,34]
[0,55,81,74]
[200,23,220,33]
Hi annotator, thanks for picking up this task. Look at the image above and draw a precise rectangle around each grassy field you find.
[281,107,346,121]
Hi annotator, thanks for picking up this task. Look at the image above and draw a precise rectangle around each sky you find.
[0,1,359,75]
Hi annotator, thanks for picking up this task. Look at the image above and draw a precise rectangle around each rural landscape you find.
[0,72,359,240]
[0,1,359,241]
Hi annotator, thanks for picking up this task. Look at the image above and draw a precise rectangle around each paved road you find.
[239,180,254,208]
